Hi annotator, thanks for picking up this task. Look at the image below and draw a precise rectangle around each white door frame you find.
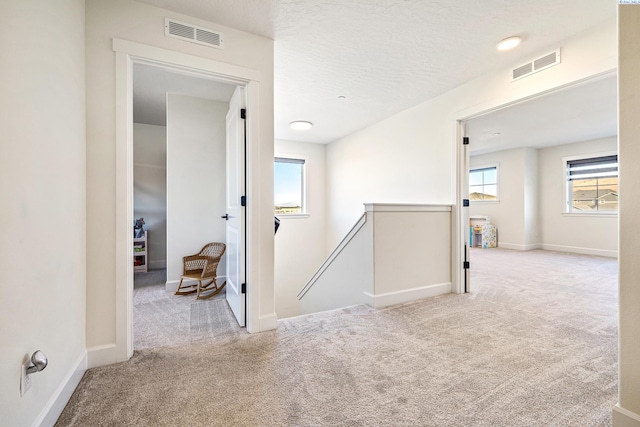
[451,70,617,294]
[113,38,263,361]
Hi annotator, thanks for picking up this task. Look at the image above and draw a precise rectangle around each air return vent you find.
[165,18,224,49]
[511,49,560,81]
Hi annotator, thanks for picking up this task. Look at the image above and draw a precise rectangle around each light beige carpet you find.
[133,280,233,350]
[56,249,618,426]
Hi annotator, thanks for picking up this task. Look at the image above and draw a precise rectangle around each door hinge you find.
[241,196,246,206]
[240,108,246,119]
[241,283,246,293]
[463,199,470,207]
[463,261,470,269]
[463,137,470,145]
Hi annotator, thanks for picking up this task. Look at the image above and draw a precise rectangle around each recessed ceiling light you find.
[496,36,522,51]
[493,132,501,136]
[290,121,313,130]
[338,95,346,99]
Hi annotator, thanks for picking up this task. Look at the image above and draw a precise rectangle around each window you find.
[469,166,498,201]
[566,155,618,213]
[274,157,305,214]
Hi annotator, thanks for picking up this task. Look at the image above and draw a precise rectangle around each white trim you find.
[165,275,227,293]
[364,203,452,212]
[562,150,618,214]
[613,404,640,427]
[258,313,278,331]
[115,50,134,364]
[469,162,500,202]
[363,282,452,308]
[541,243,617,258]
[497,242,542,251]
[561,212,618,218]
[274,152,309,215]
[87,345,118,369]
[113,38,267,364]
[453,120,468,295]
[112,39,259,83]
[276,214,310,219]
[34,351,86,427]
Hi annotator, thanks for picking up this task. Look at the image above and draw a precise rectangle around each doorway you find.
[458,73,618,292]
[131,63,243,350]
[113,39,265,361]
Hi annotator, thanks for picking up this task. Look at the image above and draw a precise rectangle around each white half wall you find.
[274,139,326,319]
[134,123,167,269]
[166,95,228,284]
[299,204,452,315]
[371,206,452,299]
[539,137,618,257]
[0,1,87,425]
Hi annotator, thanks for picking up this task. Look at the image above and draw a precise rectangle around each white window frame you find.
[562,151,618,216]
[469,163,499,203]
[274,153,309,218]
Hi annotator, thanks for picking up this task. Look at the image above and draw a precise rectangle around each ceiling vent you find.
[511,49,560,81]
[165,18,224,49]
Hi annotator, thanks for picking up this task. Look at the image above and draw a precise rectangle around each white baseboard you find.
[258,313,278,332]
[35,351,87,427]
[166,275,227,293]
[496,242,541,251]
[613,404,640,427]
[364,282,451,308]
[86,344,117,369]
[165,280,180,292]
[542,244,617,258]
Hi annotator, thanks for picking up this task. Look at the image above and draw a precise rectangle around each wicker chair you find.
[175,242,226,300]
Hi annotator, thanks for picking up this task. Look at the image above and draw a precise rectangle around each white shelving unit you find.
[134,231,148,273]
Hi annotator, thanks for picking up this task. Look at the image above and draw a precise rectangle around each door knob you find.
[221,214,229,220]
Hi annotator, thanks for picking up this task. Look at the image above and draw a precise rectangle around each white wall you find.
[0,1,87,426]
[371,206,451,305]
[134,123,167,269]
[469,148,536,249]
[616,5,640,425]
[299,217,374,315]
[326,21,617,251]
[86,0,274,362]
[539,137,618,257]
[471,138,617,256]
[166,95,228,286]
[274,139,327,318]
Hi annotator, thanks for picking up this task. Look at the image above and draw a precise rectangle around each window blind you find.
[275,157,305,165]
[567,155,617,181]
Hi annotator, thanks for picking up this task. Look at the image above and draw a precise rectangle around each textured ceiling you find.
[134,0,616,143]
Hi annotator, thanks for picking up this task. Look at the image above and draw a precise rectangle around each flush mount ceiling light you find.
[290,121,313,130]
[496,36,522,51]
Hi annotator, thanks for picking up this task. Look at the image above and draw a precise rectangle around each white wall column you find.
[614,5,640,426]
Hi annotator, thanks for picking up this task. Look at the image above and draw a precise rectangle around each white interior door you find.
[224,86,246,326]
